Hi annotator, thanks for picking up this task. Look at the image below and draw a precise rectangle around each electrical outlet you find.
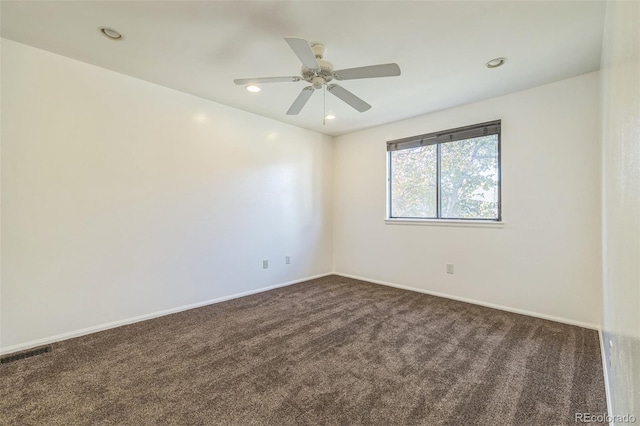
[263,260,268,269]
[285,256,290,264]
[446,264,454,274]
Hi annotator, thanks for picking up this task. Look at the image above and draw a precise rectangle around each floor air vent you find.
[1,346,52,364]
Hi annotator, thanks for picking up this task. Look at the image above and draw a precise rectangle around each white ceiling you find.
[1,1,606,136]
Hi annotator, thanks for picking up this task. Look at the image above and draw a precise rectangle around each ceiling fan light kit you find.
[234,37,401,117]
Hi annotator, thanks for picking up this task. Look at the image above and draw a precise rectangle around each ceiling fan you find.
[234,37,401,115]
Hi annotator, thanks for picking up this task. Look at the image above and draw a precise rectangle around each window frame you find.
[386,120,502,222]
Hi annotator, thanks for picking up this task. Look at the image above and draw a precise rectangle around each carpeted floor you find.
[0,275,606,425]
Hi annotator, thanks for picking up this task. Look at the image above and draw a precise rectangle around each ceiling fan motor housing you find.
[302,58,334,88]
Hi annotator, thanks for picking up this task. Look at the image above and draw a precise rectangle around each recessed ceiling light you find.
[99,27,123,40]
[486,57,506,69]
[246,85,261,93]
[325,114,336,120]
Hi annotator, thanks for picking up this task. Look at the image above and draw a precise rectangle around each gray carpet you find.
[0,275,607,425]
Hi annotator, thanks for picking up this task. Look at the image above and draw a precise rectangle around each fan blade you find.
[285,37,320,71]
[327,84,371,112]
[234,76,300,85]
[333,63,401,81]
[286,86,315,115]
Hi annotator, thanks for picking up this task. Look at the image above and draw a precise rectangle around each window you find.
[387,120,501,221]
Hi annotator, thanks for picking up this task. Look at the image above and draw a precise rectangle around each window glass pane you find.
[390,145,437,217]
[440,135,499,219]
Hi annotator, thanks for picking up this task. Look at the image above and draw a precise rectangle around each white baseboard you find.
[598,329,614,424]
[0,272,332,356]
[334,272,600,330]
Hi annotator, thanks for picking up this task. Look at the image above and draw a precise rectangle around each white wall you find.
[0,39,333,352]
[0,34,611,357]
[333,72,602,327]
[601,0,640,418]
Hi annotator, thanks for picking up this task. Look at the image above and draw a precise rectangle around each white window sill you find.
[385,218,504,228]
